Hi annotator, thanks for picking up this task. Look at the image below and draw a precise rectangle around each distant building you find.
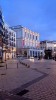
[11,25,43,57]
[40,40,56,56]
[40,40,56,50]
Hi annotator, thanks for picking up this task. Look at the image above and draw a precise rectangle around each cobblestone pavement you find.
[0,59,43,91]
[0,59,43,100]
[0,91,32,100]
[22,59,56,100]
[23,75,56,100]
[0,59,56,100]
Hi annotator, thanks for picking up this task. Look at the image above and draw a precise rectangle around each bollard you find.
[25,64,27,66]
[17,63,18,68]
[6,64,7,69]
[27,65,30,68]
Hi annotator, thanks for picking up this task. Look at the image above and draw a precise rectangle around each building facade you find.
[11,25,43,57]
[0,6,16,61]
[40,40,56,56]
[3,23,16,60]
[40,40,56,50]
[8,27,16,59]
[0,7,4,61]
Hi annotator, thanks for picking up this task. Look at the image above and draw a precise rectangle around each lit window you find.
[36,36,37,40]
[25,32,26,37]
[14,34,15,37]
[30,34,31,39]
[33,35,34,39]
[12,33,13,36]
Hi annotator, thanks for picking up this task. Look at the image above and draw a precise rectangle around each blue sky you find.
[0,0,56,40]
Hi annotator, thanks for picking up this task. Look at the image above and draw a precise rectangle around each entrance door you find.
[24,51,27,57]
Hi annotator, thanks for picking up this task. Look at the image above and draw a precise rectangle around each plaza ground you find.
[0,58,56,100]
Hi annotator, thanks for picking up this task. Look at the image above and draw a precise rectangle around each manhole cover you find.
[33,68,37,70]
[17,89,29,96]
[1,73,6,75]
[0,66,4,67]
[46,68,51,69]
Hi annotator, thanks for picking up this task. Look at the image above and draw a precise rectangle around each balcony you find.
[3,32,8,38]
[2,38,8,45]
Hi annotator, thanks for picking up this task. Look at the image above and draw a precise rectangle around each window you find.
[9,32,11,35]
[10,42,14,46]
[10,38,11,40]
[14,34,15,37]
[14,43,15,47]
[12,37,13,41]
[35,51,37,57]
[12,33,13,36]
[28,33,29,38]
[25,32,26,37]
[12,42,13,46]
[33,51,34,56]
[30,51,32,57]
[30,34,31,39]
[10,42,11,46]
[33,35,34,39]
[54,47,56,51]
[36,36,37,40]
[14,38,15,41]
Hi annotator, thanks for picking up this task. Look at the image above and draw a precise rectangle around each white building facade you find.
[3,23,16,60]
[11,25,43,57]
[40,41,56,50]
[40,40,56,56]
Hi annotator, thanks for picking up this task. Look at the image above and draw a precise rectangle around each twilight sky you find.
[0,0,56,40]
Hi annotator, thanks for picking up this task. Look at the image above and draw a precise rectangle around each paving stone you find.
[22,59,56,100]
[0,59,56,100]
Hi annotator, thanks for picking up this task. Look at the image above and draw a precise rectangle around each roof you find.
[40,40,56,44]
[10,25,39,35]
[10,25,23,29]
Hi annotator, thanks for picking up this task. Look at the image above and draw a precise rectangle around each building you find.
[8,27,16,59]
[11,25,43,57]
[0,6,16,61]
[0,7,4,61]
[40,40,56,50]
[40,40,56,57]
[3,23,16,60]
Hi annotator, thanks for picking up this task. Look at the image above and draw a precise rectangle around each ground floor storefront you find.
[16,48,44,58]
[3,52,16,61]
[0,47,16,62]
[3,47,16,61]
